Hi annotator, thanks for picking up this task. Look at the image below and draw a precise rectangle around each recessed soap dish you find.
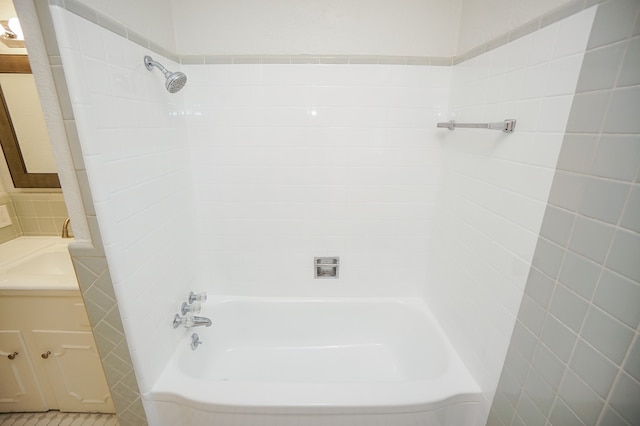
[314,257,339,279]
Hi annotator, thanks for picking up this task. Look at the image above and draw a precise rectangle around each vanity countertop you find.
[0,237,79,293]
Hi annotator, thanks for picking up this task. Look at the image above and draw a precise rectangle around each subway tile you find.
[581,306,635,365]
[617,36,640,87]
[96,14,127,39]
[548,398,584,426]
[541,315,577,362]
[578,177,630,224]
[537,95,574,133]
[569,339,619,398]
[528,23,558,66]
[532,237,565,279]
[558,368,605,425]
[556,133,598,174]
[496,368,521,408]
[565,91,610,133]
[609,372,640,425]
[593,269,640,328]
[519,295,547,335]
[524,267,556,309]
[511,414,526,426]
[576,41,627,92]
[503,345,531,386]
[523,367,555,416]
[539,205,575,246]
[511,320,539,361]
[64,0,98,24]
[51,66,75,120]
[548,171,589,211]
[545,54,584,96]
[515,393,547,426]
[591,135,640,182]
[486,407,507,426]
[587,0,640,49]
[558,250,602,299]
[568,215,615,263]
[492,391,516,425]
[541,0,586,30]
[604,86,640,134]
[82,298,107,326]
[620,187,640,233]
[598,406,633,426]
[531,343,566,391]
[624,336,640,382]
[606,229,640,282]
[550,284,589,332]
[553,7,596,58]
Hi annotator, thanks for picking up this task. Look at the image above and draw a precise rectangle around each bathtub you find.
[149,297,482,426]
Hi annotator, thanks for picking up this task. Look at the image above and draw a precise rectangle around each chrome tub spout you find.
[173,313,212,328]
[192,316,212,327]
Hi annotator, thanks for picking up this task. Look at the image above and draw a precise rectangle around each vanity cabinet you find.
[0,330,47,411]
[0,292,115,413]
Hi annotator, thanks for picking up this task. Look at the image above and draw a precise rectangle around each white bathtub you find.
[149,297,481,426]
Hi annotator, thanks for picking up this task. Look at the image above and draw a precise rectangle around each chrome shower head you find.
[144,55,187,93]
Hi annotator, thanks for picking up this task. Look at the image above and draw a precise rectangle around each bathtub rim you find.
[150,296,481,414]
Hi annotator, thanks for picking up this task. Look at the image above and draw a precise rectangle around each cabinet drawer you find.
[0,295,91,330]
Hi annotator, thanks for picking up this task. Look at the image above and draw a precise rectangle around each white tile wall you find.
[49,6,198,401]
[185,64,451,297]
[47,3,610,426]
[428,6,597,424]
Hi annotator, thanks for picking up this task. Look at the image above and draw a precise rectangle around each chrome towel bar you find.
[437,119,516,133]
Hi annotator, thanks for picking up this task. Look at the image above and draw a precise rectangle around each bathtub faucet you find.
[173,313,212,329]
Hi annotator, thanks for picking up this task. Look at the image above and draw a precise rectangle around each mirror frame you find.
[0,54,60,188]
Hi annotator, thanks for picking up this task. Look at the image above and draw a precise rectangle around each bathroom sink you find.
[0,237,78,291]
[7,250,74,276]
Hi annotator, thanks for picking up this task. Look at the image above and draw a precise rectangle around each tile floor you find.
[0,411,118,426]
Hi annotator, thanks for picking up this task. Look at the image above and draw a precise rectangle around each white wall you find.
[428,7,596,424]
[457,0,578,55]
[185,64,451,297]
[172,0,462,57]
[76,0,176,52]
[49,5,198,398]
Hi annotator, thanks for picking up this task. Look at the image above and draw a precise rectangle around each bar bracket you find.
[437,119,516,133]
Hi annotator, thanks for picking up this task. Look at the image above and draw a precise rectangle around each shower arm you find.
[144,56,171,77]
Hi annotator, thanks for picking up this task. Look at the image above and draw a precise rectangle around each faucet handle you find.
[190,333,202,350]
[188,291,207,304]
[173,313,195,328]
[181,301,201,315]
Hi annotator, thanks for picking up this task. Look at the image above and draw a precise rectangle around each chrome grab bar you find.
[437,119,516,133]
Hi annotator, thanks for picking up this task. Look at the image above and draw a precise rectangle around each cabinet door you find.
[32,330,115,413]
[0,330,47,412]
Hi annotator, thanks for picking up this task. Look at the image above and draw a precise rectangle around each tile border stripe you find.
[52,0,604,66]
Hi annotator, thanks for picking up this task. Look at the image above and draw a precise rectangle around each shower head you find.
[144,55,187,93]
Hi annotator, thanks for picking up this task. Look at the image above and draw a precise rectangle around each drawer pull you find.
[7,352,18,360]
[41,351,51,359]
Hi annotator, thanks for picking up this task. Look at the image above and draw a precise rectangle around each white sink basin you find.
[0,237,78,291]
[7,250,74,275]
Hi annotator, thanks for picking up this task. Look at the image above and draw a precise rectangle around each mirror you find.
[0,54,60,188]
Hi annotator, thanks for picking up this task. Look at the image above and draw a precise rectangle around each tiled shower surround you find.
[40,0,637,425]
[489,0,640,424]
